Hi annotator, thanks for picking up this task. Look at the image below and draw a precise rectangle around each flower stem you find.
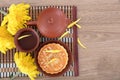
[10,72,21,80]
[0,9,7,15]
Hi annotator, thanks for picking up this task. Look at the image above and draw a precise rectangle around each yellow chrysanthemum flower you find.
[14,52,40,80]
[0,26,15,54]
[1,3,31,35]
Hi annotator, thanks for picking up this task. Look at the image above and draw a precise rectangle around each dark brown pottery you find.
[14,28,40,52]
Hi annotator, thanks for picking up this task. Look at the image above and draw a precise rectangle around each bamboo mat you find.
[0,6,79,78]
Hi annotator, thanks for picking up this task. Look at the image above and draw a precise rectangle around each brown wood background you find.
[0,0,120,80]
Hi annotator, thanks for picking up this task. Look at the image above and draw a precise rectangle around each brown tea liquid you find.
[18,31,37,50]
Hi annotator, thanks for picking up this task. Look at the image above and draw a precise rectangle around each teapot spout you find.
[27,21,37,26]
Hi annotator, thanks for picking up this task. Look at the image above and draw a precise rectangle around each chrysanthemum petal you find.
[67,18,81,28]
[77,38,87,49]
[1,16,8,26]
[2,3,31,35]
[14,52,40,80]
[0,26,15,54]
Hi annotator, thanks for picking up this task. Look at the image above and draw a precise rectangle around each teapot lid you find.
[37,7,69,38]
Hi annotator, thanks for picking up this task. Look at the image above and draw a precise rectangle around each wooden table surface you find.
[0,0,120,80]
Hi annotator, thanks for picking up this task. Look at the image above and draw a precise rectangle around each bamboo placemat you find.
[0,6,79,78]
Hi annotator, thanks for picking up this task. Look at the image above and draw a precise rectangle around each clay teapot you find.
[27,7,70,38]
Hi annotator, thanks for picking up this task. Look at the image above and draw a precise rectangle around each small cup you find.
[35,40,72,76]
[14,28,40,52]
